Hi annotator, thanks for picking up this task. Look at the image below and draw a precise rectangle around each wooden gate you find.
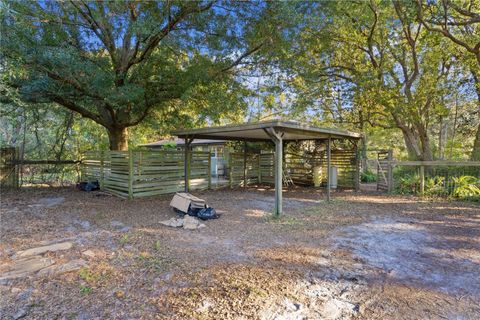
[0,147,19,188]
[377,150,393,192]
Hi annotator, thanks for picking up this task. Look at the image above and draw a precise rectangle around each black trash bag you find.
[77,180,100,192]
[197,207,219,220]
[187,205,206,217]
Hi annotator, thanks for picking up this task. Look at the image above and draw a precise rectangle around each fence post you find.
[419,165,425,195]
[355,142,360,192]
[243,142,247,188]
[186,150,191,191]
[128,149,134,199]
[99,150,104,189]
[229,154,233,188]
[14,147,20,188]
[258,155,262,184]
[327,137,331,201]
[387,149,394,193]
[208,152,212,190]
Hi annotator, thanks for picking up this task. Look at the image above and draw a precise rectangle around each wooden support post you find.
[257,155,262,184]
[128,149,134,200]
[99,150,105,189]
[265,127,283,216]
[184,138,192,192]
[419,165,425,195]
[354,141,360,192]
[208,152,212,190]
[229,153,233,189]
[275,136,283,216]
[387,149,394,193]
[243,141,247,188]
[327,136,331,202]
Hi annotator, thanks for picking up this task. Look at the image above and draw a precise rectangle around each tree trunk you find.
[472,125,480,161]
[108,127,129,151]
[419,131,433,161]
[416,122,433,161]
[438,117,447,160]
[401,129,422,160]
[471,70,480,160]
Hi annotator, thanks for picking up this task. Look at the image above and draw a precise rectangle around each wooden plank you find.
[128,150,133,199]
[327,137,331,201]
[392,160,480,166]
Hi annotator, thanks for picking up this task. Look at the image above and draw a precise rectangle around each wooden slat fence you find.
[82,150,210,199]
[229,153,260,187]
[82,148,359,199]
[283,150,358,188]
[285,152,313,185]
[233,150,358,189]
[0,147,19,188]
[327,150,359,189]
[259,153,274,184]
[377,150,393,191]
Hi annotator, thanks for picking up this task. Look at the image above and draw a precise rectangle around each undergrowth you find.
[395,174,480,202]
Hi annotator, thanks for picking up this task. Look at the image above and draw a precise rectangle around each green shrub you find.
[424,176,447,197]
[395,174,420,194]
[395,173,480,202]
[452,176,480,201]
[361,169,377,183]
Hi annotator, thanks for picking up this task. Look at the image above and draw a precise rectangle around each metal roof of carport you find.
[172,120,361,141]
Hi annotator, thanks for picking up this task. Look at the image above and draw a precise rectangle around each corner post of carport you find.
[265,127,283,216]
[354,139,360,192]
[184,137,194,192]
[326,135,331,202]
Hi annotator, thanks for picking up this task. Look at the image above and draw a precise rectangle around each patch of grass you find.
[153,240,161,251]
[79,285,93,295]
[303,200,345,216]
[78,266,112,284]
[78,267,97,283]
[135,253,171,272]
[119,233,130,245]
[80,285,92,295]
[264,214,301,226]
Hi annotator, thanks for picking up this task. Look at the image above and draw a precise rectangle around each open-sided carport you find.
[173,120,362,216]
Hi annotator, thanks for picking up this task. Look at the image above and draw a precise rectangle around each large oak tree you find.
[1,1,279,150]
[415,0,480,159]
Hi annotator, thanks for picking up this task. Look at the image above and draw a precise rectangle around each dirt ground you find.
[1,185,479,319]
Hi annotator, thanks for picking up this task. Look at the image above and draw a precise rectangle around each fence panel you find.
[228,153,262,187]
[105,151,130,198]
[189,151,210,191]
[285,152,314,185]
[328,150,358,188]
[82,150,210,198]
[0,147,18,188]
[393,162,480,197]
[284,150,358,188]
[246,154,259,185]
[81,151,104,183]
[229,153,246,187]
[132,150,185,198]
[377,151,392,191]
[259,153,274,184]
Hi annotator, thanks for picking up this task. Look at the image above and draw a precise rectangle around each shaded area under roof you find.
[140,138,226,147]
[172,120,361,141]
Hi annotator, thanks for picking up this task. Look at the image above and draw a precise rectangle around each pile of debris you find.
[0,241,86,282]
[160,193,218,230]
